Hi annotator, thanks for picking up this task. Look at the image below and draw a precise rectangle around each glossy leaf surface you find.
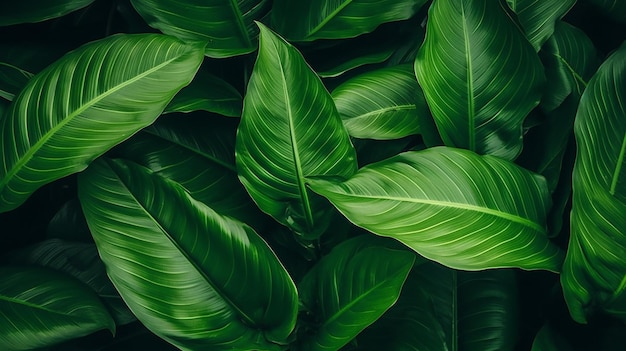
[0,266,115,351]
[297,236,415,351]
[271,0,426,41]
[130,0,270,58]
[415,0,545,160]
[506,0,576,51]
[78,158,297,350]
[236,23,357,237]
[308,147,564,271]
[332,64,426,140]
[561,43,626,323]
[0,0,94,26]
[0,34,204,213]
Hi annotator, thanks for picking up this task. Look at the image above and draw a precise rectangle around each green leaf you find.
[415,0,545,160]
[506,0,576,51]
[561,43,626,323]
[46,199,92,242]
[531,323,573,351]
[540,21,600,112]
[5,239,136,326]
[271,0,427,41]
[116,114,266,227]
[236,23,357,238]
[308,146,564,272]
[297,236,415,351]
[0,266,115,351]
[0,61,33,101]
[585,0,626,22]
[0,0,95,26]
[0,34,204,213]
[78,158,298,350]
[164,69,242,117]
[130,0,270,58]
[331,64,426,140]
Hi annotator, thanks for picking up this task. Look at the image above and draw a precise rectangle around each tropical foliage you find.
[0,0,625,350]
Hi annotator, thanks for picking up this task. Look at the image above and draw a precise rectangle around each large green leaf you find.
[0,0,94,26]
[540,21,600,113]
[506,0,576,51]
[164,69,242,117]
[78,158,298,350]
[130,0,270,58]
[116,114,266,227]
[0,266,115,351]
[271,0,427,41]
[415,0,545,160]
[297,236,415,351]
[308,146,564,271]
[0,34,204,214]
[5,239,135,326]
[236,23,357,238]
[331,64,426,140]
[561,43,626,323]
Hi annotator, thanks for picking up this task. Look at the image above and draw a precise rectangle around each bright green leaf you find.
[297,236,415,351]
[562,43,626,323]
[78,158,298,350]
[0,34,204,213]
[271,0,427,41]
[0,266,115,351]
[308,146,564,271]
[506,0,576,51]
[236,23,357,238]
[332,64,426,140]
[0,0,95,26]
[130,0,270,58]
[415,0,545,160]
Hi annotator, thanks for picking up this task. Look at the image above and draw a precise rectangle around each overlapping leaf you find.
[506,0,576,51]
[236,23,357,238]
[561,43,626,323]
[415,0,545,160]
[130,0,270,58]
[78,158,298,350]
[0,34,204,213]
[0,266,115,351]
[297,236,415,351]
[308,146,564,271]
[332,64,426,140]
[0,0,94,26]
[271,0,427,41]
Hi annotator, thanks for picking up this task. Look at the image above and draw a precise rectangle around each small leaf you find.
[236,23,357,238]
[332,64,426,140]
[78,158,298,349]
[0,34,204,213]
[297,236,415,351]
[415,0,545,160]
[130,0,271,58]
[46,199,92,242]
[271,0,427,41]
[0,0,95,26]
[308,146,564,272]
[0,266,115,351]
[506,0,576,51]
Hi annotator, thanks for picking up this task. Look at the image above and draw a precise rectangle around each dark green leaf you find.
[585,0,626,22]
[0,62,32,101]
[271,0,427,41]
[78,158,298,349]
[0,0,95,26]
[0,266,115,351]
[531,323,573,351]
[130,0,270,58]
[415,0,545,160]
[297,236,415,351]
[0,34,204,213]
[506,0,576,51]
[46,199,92,242]
[561,43,626,323]
[308,147,564,271]
[164,69,242,117]
[236,23,357,238]
[332,64,425,140]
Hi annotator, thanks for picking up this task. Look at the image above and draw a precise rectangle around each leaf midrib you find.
[461,3,476,152]
[332,192,544,233]
[307,0,353,38]
[0,52,182,189]
[0,294,92,320]
[349,104,416,119]
[228,0,252,47]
